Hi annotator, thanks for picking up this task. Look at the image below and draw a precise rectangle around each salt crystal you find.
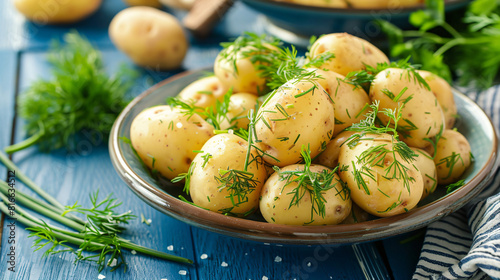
[167,245,174,251]
[244,253,248,256]
[179,270,187,275]
[263,243,270,246]
[262,276,268,280]
[108,258,117,267]
[131,250,137,255]
[274,256,282,263]
[307,262,311,267]
[147,219,152,224]
[221,261,228,267]
[200,254,208,259]
[161,279,168,280]
[98,274,106,279]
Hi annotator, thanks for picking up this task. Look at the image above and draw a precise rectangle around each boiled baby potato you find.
[419,70,457,129]
[130,105,214,180]
[14,0,102,24]
[315,130,357,169]
[340,203,371,224]
[260,164,351,225]
[411,148,437,200]
[109,6,188,70]
[123,0,162,8]
[312,69,370,134]
[223,93,259,130]
[338,133,424,217]
[178,76,228,112]
[255,79,335,167]
[434,130,472,185]
[370,68,445,149]
[214,44,278,95]
[308,33,389,76]
[189,134,267,215]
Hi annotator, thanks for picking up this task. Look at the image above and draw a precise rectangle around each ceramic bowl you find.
[109,68,498,245]
[239,0,470,47]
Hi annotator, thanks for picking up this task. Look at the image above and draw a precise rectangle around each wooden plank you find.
[0,50,197,280]
[382,228,426,280]
[191,227,391,280]
[0,51,17,176]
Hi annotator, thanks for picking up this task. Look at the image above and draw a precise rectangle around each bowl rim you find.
[239,0,470,14]
[109,68,499,245]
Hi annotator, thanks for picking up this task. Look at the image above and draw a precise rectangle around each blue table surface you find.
[0,1,425,279]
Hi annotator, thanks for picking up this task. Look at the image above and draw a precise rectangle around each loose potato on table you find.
[418,70,457,129]
[308,33,389,76]
[370,68,445,149]
[109,6,188,70]
[14,0,102,24]
[338,133,424,217]
[260,164,351,225]
[130,105,214,180]
[434,130,472,185]
[255,79,335,167]
[189,134,267,215]
[178,76,228,112]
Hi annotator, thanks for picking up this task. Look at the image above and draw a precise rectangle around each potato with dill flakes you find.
[308,33,389,76]
[418,70,457,129]
[220,93,260,130]
[177,76,228,112]
[338,133,424,217]
[411,147,438,200]
[188,134,267,216]
[130,105,214,180]
[255,79,335,167]
[260,164,351,225]
[109,6,188,70]
[311,69,370,135]
[214,37,279,95]
[434,130,472,185]
[370,68,445,149]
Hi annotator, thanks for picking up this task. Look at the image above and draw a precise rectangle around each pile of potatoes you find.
[130,32,472,226]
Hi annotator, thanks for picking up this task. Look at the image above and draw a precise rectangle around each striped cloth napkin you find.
[413,86,500,280]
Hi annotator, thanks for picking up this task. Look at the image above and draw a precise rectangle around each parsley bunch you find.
[5,32,137,154]
[378,0,500,89]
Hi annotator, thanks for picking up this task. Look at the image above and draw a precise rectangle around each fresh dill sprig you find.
[5,31,137,154]
[344,57,429,92]
[276,145,349,223]
[218,32,282,76]
[214,168,259,215]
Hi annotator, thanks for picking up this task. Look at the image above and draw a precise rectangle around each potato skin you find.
[223,93,259,130]
[370,68,445,148]
[434,130,472,185]
[109,6,188,70]
[189,134,267,215]
[419,70,457,129]
[312,69,370,134]
[255,79,335,167]
[411,148,438,200]
[260,164,351,225]
[130,105,214,180]
[308,33,389,76]
[315,130,357,169]
[214,44,277,95]
[14,0,102,24]
[338,133,424,217]
[178,76,228,112]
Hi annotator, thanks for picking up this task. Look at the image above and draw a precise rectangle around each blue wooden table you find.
[0,1,425,279]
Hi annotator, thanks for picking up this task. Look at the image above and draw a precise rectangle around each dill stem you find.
[0,193,194,265]
[0,180,84,225]
[243,110,255,172]
[0,151,65,210]
[4,128,45,154]
[0,181,85,231]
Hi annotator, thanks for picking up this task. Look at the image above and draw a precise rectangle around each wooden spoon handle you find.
[183,0,234,38]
